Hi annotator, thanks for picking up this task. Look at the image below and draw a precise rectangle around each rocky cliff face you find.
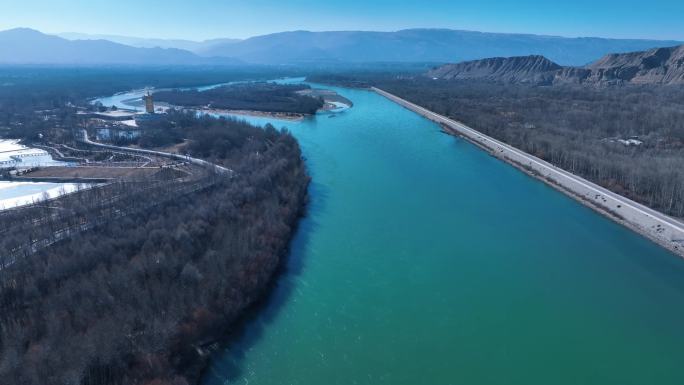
[428,45,684,86]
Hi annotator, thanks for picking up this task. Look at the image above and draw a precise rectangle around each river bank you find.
[94,81,684,385]
[190,87,353,121]
[200,108,307,121]
[372,87,684,258]
[203,83,684,385]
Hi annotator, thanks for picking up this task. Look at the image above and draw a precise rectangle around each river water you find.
[97,82,684,385]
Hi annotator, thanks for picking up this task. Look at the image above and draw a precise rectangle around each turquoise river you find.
[99,81,684,385]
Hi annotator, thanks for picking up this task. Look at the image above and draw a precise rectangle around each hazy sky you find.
[1,0,683,41]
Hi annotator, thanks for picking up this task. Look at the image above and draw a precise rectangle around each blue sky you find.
[1,0,683,41]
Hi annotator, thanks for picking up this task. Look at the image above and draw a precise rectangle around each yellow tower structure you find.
[143,91,155,114]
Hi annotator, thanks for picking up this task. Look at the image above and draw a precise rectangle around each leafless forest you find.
[0,113,310,385]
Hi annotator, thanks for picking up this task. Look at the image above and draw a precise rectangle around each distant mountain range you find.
[197,29,683,66]
[0,28,240,65]
[57,32,241,53]
[1,27,683,67]
[427,44,684,85]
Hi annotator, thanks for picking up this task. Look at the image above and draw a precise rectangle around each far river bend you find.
[98,81,684,385]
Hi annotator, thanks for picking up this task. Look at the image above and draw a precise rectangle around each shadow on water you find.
[201,179,330,384]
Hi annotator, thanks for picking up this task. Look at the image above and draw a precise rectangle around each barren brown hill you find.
[428,45,684,86]
[585,45,684,84]
[428,55,562,84]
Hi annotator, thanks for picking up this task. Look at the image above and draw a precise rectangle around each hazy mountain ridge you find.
[428,44,684,85]
[0,28,241,65]
[199,29,683,66]
[3,27,683,67]
[57,32,241,52]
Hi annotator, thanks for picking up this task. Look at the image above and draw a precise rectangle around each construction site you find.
[0,102,233,263]
[3,91,178,184]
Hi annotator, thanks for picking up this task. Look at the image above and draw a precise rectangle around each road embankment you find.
[373,87,684,257]
[78,129,234,176]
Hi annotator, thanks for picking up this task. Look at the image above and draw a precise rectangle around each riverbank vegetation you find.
[0,113,309,385]
[154,82,324,115]
[313,73,684,218]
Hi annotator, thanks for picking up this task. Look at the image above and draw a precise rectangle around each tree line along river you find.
[97,81,684,385]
